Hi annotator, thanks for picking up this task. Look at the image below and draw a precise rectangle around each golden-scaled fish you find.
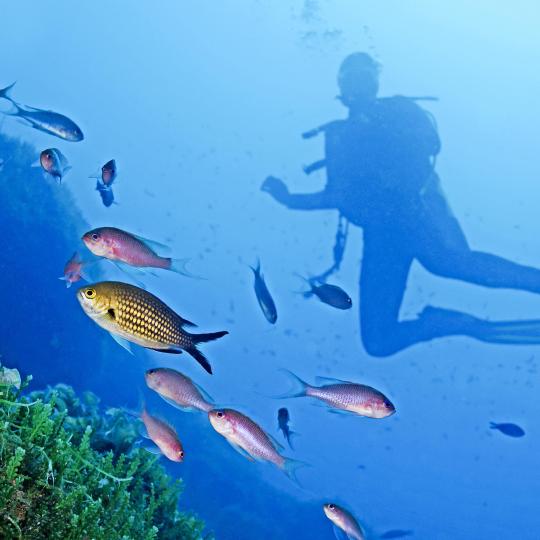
[323,503,366,540]
[208,408,303,481]
[77,281,228,374]
[145,367,214,412]
[278,370,395,419]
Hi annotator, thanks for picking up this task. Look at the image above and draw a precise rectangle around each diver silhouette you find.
[262,52,540,357]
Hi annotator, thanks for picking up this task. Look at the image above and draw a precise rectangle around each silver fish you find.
[0,83,83,141]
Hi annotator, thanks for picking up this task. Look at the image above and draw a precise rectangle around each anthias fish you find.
[96,182,115,207]
[140,407,184,462]
[0,82,83,141]
[77,281,228,374]
[489,422,525,438]
[280,371,395,419]
[208,408,301,479]
[250,260,277,324]
[145,367,214,412]
[59,252,86,288]
[100,159,117,186]
[38,148,71,182]
[277,407,294,449]
[82,227,196,278]
[323,503,366,540]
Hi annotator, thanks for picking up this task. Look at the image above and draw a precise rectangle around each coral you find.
[0,367,209,540]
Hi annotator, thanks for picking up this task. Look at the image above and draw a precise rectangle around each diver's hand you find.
[261,176,289,203]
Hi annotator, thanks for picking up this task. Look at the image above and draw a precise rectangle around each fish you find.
[208,408,302,480]
[59,252,87,288]
[145,367,214,413]
[98,159,117,186]
[82,227,198,278]
[278,371,395,419]
[96,181,115,207]
[37,148,71,182]
[77,281,228,374]
[379,530,414,539]
[277,407,295,449]
[0,82,83,141]
[140,406,184,462]
[489,422,525,438]
[250,260,277,324]
[323,503,366,540]
[297,275,352,310]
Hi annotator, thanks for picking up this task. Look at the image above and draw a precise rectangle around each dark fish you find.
[297,275,352,310]
[380,530,414,539]
[489,422,525,438]
[250,260,277,323]
[91,159,117,186]
[96,181,115,207]
[277,407,294,449]
[0,82,83,142]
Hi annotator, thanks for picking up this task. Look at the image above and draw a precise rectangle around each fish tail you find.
[187,330,228,374]
[169,258,205,279]
[274,369,309,399]
[282,457,308,484]
[0,82,16,101]
[286,430,297,450]
[489,422,498,429]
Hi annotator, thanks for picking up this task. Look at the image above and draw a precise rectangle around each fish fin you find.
[286,431,297,450]
[227,440,255,462]
[150,347,182,354]
[131,234,171,255]
[314,375,354,385]
[0,81,16,101]
[63,165,72,174]
[192,330,229,344]
[140,441,162,455]
[272,369,309,399]
[327,408,352,416]
[249,258,261,276]
[185,346,212,374]
[158,394,196,412]
[31,158,41,168]
[282,457,308,485]
[109,333,133,355]
[191,380,214,405]
[379,530,414,539]
[170,258,205,280]
[184,330,228,374]
[332,524,351,540]
[267,433,285,452]
[65,280,72,289]
[489,422,498,430]
[111,261,147,289]
[137,420,150,439]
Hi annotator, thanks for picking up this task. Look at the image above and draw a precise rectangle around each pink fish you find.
[141,407,184,462]
[59,252,86,288]
[323,503,366,540]
[145,368,214,413]
[279,371,395,419]
[81,226,198,278]
[208,408,302,480]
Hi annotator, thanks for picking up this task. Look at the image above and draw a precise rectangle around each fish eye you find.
[85,288,96,299]
[91,233,99,241]
[328,504,335,510]
[216,411,224,418]
[179,450,184,458]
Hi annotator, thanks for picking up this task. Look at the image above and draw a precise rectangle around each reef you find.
[0,365,209,540]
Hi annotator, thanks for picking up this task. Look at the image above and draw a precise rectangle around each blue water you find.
[1,2,539,538]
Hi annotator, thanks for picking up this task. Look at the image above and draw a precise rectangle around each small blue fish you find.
[96,181,115,207]
[0,82,83,142]
[297,275,352,310]
[250,260,277,324]
[380,530,414,539]
[489,422,525,438]
[277,407,295,449]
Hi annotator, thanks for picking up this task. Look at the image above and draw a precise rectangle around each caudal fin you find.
[187,330,229,374]
[169,258,205,280]
[0,82,16,101]
[282,457,308,485]
[273,369,309,399]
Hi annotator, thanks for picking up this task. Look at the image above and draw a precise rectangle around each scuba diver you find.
[262,52,540,357]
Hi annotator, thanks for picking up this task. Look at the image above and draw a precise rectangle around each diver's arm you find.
[261,176,336,210]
